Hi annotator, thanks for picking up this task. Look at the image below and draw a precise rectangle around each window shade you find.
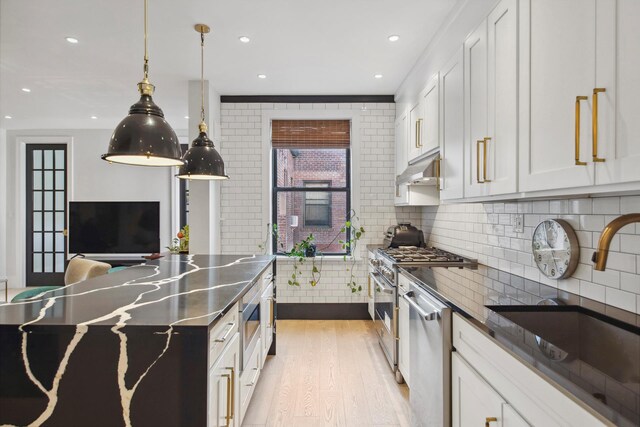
[272,120,350,149]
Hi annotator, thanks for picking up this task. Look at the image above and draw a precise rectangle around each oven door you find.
[241,285,261,371]
[371,272,397,369]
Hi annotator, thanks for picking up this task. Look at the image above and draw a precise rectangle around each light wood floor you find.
[243,320,410,427]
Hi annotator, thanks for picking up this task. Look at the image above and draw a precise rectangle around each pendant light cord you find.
[143,0,149,82]
[201,31,205,124]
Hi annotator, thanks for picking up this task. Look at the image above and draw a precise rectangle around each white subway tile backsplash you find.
[422,195,640,314]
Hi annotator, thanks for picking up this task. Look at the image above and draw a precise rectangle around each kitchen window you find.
[272,120,351,255]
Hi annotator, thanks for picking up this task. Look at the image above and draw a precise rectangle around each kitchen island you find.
[0,254,275,427]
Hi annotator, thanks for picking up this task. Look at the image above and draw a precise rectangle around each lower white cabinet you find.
[240,337,262,424]
[397,274,411,388]
[452,314,609,426]
[260,281,274,365]
[367,268,375,320]
[452,352,529,427]
[208,332,240,427]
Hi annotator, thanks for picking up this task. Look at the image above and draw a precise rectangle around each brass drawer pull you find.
[592,88,606,162]
[485,417,498,427]
[575,95,588,165]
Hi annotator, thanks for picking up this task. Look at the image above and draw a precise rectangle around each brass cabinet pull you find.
[485,417,498,427]
[476,140,484,183]
[483,137,492,183]
[592,88,606,162]
[226,367,236,422]
[367,274,372,298]
[435,157,441,191]
[415,118,424,148]
[575,95,588,165]
[222,373,232,426]
[269,297,274,328]
[394,306,399,341]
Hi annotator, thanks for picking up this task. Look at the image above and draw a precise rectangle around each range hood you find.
[396,150,440,186]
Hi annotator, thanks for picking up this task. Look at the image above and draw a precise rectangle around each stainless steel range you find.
[368,245,477,383]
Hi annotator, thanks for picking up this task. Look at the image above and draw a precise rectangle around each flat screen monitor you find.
[69,201,160,254]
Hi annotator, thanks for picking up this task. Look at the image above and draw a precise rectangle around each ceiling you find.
[0,0,458,130]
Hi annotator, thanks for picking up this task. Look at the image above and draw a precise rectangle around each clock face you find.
[531,219,579,280]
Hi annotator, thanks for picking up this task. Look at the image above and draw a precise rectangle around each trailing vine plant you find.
[256,209,365,292]
[339,210,366,293]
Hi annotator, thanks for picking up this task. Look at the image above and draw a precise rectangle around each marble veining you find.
[0,254,274,427]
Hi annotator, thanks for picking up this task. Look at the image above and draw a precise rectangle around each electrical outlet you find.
[513,214,524,233]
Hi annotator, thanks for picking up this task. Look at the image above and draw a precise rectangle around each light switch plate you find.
[513,214,524,233]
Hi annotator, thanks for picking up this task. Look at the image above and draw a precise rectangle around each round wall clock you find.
[531,219,579,280]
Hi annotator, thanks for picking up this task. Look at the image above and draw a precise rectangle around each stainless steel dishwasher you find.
[403,281,452,427]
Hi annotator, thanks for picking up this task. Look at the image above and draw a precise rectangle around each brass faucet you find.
[592,213,640,271]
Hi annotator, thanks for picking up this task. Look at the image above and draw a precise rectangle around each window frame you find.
[271,148,351,256]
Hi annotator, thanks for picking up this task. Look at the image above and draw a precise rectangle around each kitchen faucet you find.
[592,213,640,271]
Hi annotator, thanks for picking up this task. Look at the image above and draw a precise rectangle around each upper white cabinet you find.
[439,48,465,201]
[518,0,597,191]
[408,75,440,163]
[421,75,440,155]
[408,99,424,161]
[595,0,640,185]
[465,0,518,198]
[395,109,410,205]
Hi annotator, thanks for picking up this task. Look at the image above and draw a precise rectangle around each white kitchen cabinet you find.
[452,352,529,427]
[420,75,440,155]
[208,332,240,427]
[453,314,609,426]
[395,110,410,205]
[408,100,424,161]
[439,48,465,200]
[518,0,597,192]
[595,0,640,186]
[260,281,274,366]
[408,76,440,164]
[367,264,375,320]
[465,0,518,198]
[464,18,488,199]
[240,337,262,424]
[397,273,411,388]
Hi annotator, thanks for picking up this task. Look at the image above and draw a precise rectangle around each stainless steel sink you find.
[486,305,640,384]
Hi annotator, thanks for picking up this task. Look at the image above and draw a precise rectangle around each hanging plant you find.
[339,210,366,293]
[256,210,365,292]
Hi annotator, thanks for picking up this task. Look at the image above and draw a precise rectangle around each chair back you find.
[64,258,112,285]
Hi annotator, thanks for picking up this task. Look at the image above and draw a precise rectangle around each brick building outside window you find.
[272,120,351,255]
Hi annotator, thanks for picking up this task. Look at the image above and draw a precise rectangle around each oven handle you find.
[370,272,394,294]
[402,291,441,321]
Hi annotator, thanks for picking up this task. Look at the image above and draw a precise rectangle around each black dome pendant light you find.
[101,0,183,167]
[176,24,229,180]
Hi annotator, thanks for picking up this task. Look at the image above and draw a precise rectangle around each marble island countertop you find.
[0,254,274,328]
[400,265,640,427]
[0,254,275,427]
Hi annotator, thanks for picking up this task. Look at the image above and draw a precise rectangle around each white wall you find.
[3,129,181,287]
[219,102,422,303]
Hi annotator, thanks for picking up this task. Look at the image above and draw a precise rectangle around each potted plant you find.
[167,225,189,254]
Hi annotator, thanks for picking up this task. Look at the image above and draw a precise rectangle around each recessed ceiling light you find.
[21,87,31,93]
[90,115,98,119]
[184,115,189,119]
[257,74,267,79]
[374,74,383,79]
[4,115,12,119]
[388,35,400,42]
[65,37,79,44]
[239,36,250,43]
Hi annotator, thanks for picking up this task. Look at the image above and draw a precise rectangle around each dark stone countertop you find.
[399,265,640,427]
[0,254,275,328]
